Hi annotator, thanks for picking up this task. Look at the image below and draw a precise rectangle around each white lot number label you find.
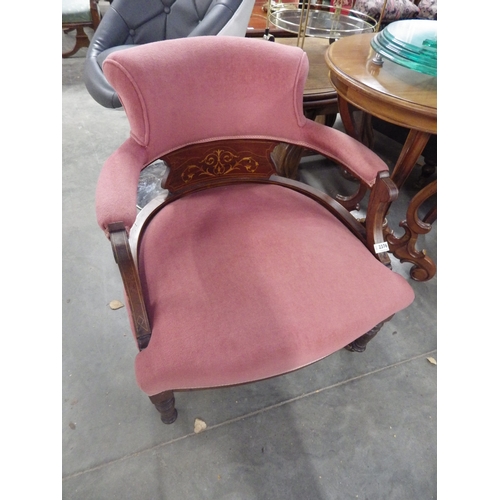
[374,242,390,254]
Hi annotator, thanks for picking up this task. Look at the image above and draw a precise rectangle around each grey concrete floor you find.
[62,32,437,499]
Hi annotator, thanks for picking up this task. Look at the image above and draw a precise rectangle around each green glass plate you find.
[371,19,437,76]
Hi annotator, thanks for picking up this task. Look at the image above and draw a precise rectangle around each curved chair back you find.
[99,36,390,234]
[103,36,308,162]
[84,0,254,108]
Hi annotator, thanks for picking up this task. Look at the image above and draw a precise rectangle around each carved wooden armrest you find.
[108,222,152,350]
[364,171,399,267]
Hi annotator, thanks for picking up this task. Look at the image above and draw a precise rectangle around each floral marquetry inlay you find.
[161,140,279,194]
[181,149,259,184]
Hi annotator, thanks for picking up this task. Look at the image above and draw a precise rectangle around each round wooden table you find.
[325,33,437,281]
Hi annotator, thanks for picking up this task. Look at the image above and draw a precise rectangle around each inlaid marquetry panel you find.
[160,140,279,194]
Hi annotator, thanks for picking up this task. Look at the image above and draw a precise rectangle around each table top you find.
[325,33,437,133]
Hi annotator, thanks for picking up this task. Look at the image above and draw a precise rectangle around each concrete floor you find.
[62,29,437,499]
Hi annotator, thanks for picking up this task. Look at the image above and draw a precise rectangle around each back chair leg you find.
[345,315,394,353]
[149,390,178,424]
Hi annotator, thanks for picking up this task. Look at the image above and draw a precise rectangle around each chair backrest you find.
[97,36,390,237]
[84,0,254,108]
[102,36,309,164]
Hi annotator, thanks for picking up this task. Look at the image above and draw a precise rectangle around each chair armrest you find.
[300,119,389,187]
[95,138,148,235]
[109,222,152,350]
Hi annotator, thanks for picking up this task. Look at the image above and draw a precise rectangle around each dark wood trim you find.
[131,140,400,263]
[108,222,152,350]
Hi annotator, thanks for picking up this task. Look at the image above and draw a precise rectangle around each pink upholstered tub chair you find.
[96,36,415,424]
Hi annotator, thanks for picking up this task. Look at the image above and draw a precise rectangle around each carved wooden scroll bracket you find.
[385,179,437,281]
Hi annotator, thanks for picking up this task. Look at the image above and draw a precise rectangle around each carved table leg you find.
[345,316,394,352]
[149,390,178,424]
[338,98,373,148]
[335,183,368,212]
[385,179,437,282]
[272,143,305,180]
[390,129,432,188]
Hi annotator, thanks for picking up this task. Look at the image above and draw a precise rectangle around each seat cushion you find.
[134,184,414,395]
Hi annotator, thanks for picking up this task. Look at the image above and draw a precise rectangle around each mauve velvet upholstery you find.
[96,36,389,235]
[95,36,415,398]
[135,184,414,394]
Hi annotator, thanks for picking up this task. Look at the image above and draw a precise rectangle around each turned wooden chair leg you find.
[149,390,178,424]
[345,315,394,353]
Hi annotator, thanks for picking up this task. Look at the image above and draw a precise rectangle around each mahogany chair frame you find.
[108,138,399,424]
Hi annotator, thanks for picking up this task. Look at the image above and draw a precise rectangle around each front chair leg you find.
[149,390,178,424]
[345,315,394,353]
